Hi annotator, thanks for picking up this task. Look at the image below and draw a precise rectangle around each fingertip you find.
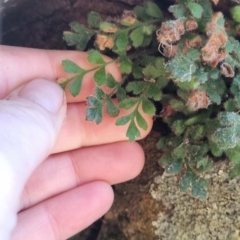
[88,181,114,212]
[13,182,114,240]
[17,79,65,114]
[121,142,145,179]
[132,142,145,175]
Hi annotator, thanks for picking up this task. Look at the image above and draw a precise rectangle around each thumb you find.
[0,79,66,240]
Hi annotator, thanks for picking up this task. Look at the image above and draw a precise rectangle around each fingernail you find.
[18,79,64,113]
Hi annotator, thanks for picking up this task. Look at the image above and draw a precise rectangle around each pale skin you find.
[0,45,153,239]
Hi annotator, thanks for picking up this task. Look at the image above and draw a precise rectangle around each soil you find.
[96,132,164,240]
[1,0,148,48]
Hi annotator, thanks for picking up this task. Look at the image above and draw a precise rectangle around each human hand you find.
[0,46,152,240]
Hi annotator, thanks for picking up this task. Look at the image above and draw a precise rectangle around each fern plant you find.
[60,0,240,200]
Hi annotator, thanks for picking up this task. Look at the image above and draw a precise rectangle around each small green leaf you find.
[127,120,141,142]
[120,57,132,74]
[62,60,85,74]
[165,136,183,149]
[229,164,240,178]
[59,80,69,90]
[177,89,189,101]
[189,125,205,141]
[191,177,208,200]
[187,144,209,163]
[196,157,213,173]
[86,97,103,124]
[157,76,170,89]
[172,144,187,159]
[145,2,163,19]
[225,40,234,53]
[210,69,219,79]
[100,22,118,33]
[186,48,201,61]
[156,137,167,150]
[86,107,103,124]
[234,121,240,142]
[136,111,148,130]
[158,151,174,167]
[134,6,150,21]
[180,168,209,200]
[194,68,208,84]
[132,65,144,79]
[106,74,117,88]
[211,127,237,150]
[147,84,162,101]
[166,56,197,82]
[177,79,200,91]
[206,88,221,105]
[63,32,78,46]
[226,145,240,164]
[187,2,204,19]
[224,99,238,112]
[168,4,186,18]
[180,169,194,192]
[69,75,83,97]
[142,98,156,115]
[87,50,106,64]
[141,56,156,66]
[70,22,88,33]
[116,87,127,102]
[143,64,160,78]
[116,114,132,125]
[166,159,183,174]
[209,140,223,157]
[87,96,99,106]
[130,27,144,48]
[143,65,158,77]
[116,31,128,51]
[88,11,102,28]
[106,99,120,117]
[94,87,106,100]
[172,120,186,136]
[184,113,209,126]
[94,67,106,86]
[170,99,184,111]
[142,25,156,36]
[218,112,239,126]
[231,75,240,106]
[126,81,145,95]
[119,98,138,110]
[205,119,220,135]
[196,155,210,168]
[198,0,213,26]
[155,58,165,71]
[231,6,240,23]
[63,22,94,50]
[140,35,152,47]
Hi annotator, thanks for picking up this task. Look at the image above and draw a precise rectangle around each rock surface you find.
[150,162,240,240]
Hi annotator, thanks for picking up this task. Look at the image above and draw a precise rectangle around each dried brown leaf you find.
[220,62,235,78]
[187,89,211,111]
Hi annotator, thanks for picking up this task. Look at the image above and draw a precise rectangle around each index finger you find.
[0,45,121,101]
